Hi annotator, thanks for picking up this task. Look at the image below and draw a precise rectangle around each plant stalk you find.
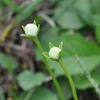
[58,59,78,100]
[33,37,65,100]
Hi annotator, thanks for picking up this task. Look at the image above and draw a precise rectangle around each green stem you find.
[58,59,78,100]
[33,37,65,100]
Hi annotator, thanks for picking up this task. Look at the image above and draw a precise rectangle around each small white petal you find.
[49,47,61,60]
[24,23,38,36]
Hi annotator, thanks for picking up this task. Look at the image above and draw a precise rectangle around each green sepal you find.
[49,42,54,49]
[27,35,36,41]
[37,24,40,34]
[59,41,63,50]
[20,34,36,40]
[20,34,27,37]
[42,52,50,58]
[22,25,25,30]
[50,58,58,61]
[33,20,37,25]
[58,51,62,59]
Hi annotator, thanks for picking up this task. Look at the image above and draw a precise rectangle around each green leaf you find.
[95,24,100,43]
[17,70,46,91]
[54,10,84,29]
[0,92,5,100]
[53,0,96,29]
[1,0,21,12]
[52,77,72,100]
[15,0,44,26]
[29,86,58,100]
[74,66,100,90]
[92,0,100,13]
[53,0,84,29]
[0,53,18,74]
[50,34,100,76]
[36,32,100,76]
[92,13,100,26]
[15,87,57,100]
[75,0,93,26]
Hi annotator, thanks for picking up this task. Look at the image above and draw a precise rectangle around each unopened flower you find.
[42,41,63,60]
[49,47,61,60]
[21,20,40,38]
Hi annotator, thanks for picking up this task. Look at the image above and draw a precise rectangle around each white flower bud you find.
[23,23,38,37]
[49,47,61,60]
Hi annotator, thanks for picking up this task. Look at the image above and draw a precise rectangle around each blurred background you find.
[0,0,100,100]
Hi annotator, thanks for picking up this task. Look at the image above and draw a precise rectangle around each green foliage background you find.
[0,0,100,100]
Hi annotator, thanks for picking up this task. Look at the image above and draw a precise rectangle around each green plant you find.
[42,42,78,100]
[1,0,100,99]
[21,21,65,100]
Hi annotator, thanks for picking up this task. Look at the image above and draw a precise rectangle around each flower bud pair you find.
[21,20,63,60]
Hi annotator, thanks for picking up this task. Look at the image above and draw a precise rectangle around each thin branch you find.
[75,55,100,99]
